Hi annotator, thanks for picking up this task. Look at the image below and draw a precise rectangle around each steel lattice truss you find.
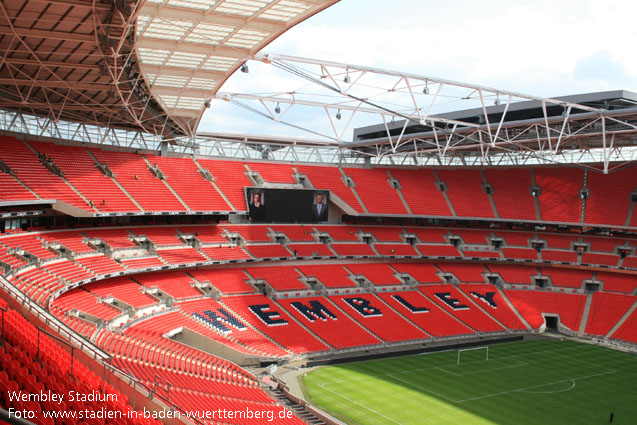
[215,53,637,172]
[0,0,337,140]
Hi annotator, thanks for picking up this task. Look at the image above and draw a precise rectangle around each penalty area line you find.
[318,383,403,425]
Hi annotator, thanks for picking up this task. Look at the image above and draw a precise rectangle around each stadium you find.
[1,1,637,425]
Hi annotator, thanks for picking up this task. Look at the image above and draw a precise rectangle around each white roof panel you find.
[214,0,273,17]
[135,0,339,134]
[186,22,235,45]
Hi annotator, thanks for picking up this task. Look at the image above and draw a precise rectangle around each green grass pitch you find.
[301,339,637,425]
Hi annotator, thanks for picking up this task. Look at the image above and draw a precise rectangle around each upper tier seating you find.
[484,169,537,220]
[1,137,637,227]
[436,169,494,218]
[0,169,38,201]
[90,148,184,211]
[390,169,452,216]
[30,141,139,212]
[585,167,637,226]
[343,168,408,214]
[622,256,637,268]
[0,138,91,210]
[196,158,251,211]
[535,168,583,223]
[149,155,231,211]
[247,161,296,184]
[541,233,578,249]
[295,164,364,212]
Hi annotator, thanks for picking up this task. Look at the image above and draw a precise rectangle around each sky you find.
[197,0,637,140]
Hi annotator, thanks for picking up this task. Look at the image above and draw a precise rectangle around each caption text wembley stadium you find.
[7,390,293,422]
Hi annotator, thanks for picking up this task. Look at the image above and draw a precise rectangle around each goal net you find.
[457,346,489,365]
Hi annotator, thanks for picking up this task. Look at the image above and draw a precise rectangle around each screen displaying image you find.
[245,188,329,223]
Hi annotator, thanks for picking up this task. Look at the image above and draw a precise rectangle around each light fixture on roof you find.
[204,100,211,108]
[336,109,341,120]
[343,69,350,84]
[240,63,249,73]
[275,102,281,114]
[423,82,429,95]
[494,93,501,106]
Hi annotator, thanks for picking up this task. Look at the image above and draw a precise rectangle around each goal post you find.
[457,346,489,365]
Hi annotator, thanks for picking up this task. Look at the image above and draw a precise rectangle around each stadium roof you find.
[0,0,337,139]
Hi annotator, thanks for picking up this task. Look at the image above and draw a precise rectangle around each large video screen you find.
[245,188,329,223]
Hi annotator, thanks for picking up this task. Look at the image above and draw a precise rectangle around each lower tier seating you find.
[504,289,587,331]
[0,301,161,425]
[375,290,473,337]
[277,296,381,349]
[418,285,504,332]
[221,295,329,354]
[585,292,636,337]
[328,293,429,342]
